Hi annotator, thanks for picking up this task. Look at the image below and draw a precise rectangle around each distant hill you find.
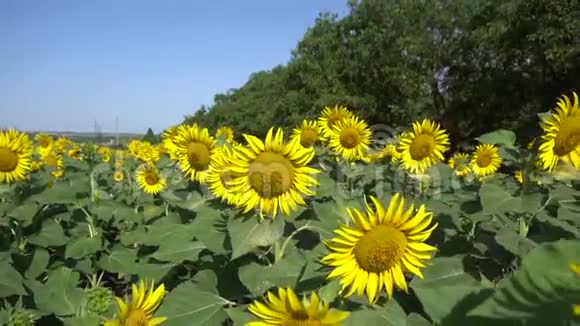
[26,131,143,146]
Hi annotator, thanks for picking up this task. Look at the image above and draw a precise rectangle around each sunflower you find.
[318,105,354,141]
[35,133,53,154]
[247,287,350,326]
[571,263,580,316]
[114,170,124,182]
[41,150,64,178]
[398,119,450,174]
[216,126,235,143]
[448,152,471,177]
[229,128,319,218]
[206,143,242,204]
[538,92,580,171]
[292,120,320,148]
[104,281,167,326]
[321,193,438,303]
[99,147,112,163]
[327,116,372,162]
[68,145,82,160]
[173,124,217,183]
[514,170,524,184]
[0,129,33,184]
[367,143,400,163]
[470,144,502,177]
[161,125,180,159]
[135,164,166,195]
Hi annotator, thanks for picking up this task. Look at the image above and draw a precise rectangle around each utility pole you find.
[115,116,120,146]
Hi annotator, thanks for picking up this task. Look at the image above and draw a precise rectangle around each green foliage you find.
[142,127,159,144]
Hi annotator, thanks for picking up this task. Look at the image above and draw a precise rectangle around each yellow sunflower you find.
[0,129,33,184]
[35,133,53,154]
[538,92,580,171]
[161,125,180,159]
[229,128,320,218]
[470,144,502,177]
[216,126,235,142]
[99,147,112,163]
[318,105,354,141]
[292,120,320,148]
[114,170,124,182]
[327,116,372,162]
[104,280,167,326]
[448,152,471,177]
[247,287,350,326]
[206,143,242,204]
[41,150,64,178]
[366,143,401,163]
[135,164,166,195]
[173,124,217,183]
[398,119,450,174]
[68,145,82,160]
[514,170,524,184]
[571,263,580,316]
[321,193,438,304]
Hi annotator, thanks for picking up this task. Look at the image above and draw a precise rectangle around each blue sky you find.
[0,0,349,134]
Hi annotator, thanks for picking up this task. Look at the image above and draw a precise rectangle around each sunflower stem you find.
[276,222,312,263]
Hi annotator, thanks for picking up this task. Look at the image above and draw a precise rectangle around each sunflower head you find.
[229,127,320,218]
[104,280,167,326]
[398,119,450,174]
[173,124,217,183]
[321,193,438,303]
[448,152,471,177]
[318,105,354,140]
[538,92,580,171]
[215,126,235,143]
[114,170,124,183]
[206,143,243,204]
[0,129,33,184]
[135,164,166,195]
[327,116,373,162]
[292,120,321,148]
[247,287,350,325]
[470,144,502,177]
[35,133,53,152]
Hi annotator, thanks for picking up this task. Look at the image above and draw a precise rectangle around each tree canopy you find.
[184,0,580,147]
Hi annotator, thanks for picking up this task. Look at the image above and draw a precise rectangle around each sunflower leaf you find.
[156,281,231,326]
[0,262,27,298]
[475,130,516,147]
[24,267,85,317]
[228,215,285,260]
[467,239,580,322]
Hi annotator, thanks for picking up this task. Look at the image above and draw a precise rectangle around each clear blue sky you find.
[0,0,349,134]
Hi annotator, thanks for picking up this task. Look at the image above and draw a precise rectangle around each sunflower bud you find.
[86,286,114,316]
[7,308,38,326]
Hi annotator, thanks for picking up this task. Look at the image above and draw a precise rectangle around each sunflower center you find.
[248,152,295,198]
[283,312,321,326]
[39,138,50,148]
[0,147,19,172]
[475,152,493,167]
[145,173,159,185]
[354,224,407,273]
[187,142,211,171]
[410,134,435,160]
[339,128,361,149]
[124,309,148,326]
[45,154,60,168]
[554,115,580,156]
[300,128,318,147]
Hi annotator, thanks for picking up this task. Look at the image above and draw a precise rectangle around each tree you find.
[142,128,159,144]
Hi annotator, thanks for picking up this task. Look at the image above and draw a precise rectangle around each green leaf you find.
[494,229,537,257]
[25,248,50,279]
[65,236,102,259]
[238,251,307,295]
[479,183,520,215]
[151,240,205,263]
[475,130,516,147]
[190,205,228,254]
[411,256,483,323]
[24,267,85,316]
[225,307,255,325]
[468,240,580,322]
[407,313,432,326]
[343,301,406,326]
[0,262,27,298]
[60,316,100,326]
[228,216,285,260]
[156,281,231,326]
[27,219,68,247]
[6,202,38,226]
[135,263,174,282]
[143,204,166,221]
[316,173,337,198]
[97,245,138,274]
[318,279,341,303]
[536,211,580,238]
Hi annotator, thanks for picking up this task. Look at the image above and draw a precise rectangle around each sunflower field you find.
[1,93,579,326]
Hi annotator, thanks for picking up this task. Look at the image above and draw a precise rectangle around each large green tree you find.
[184,0,580,145]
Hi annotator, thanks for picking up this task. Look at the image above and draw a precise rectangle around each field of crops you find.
[0,94,579,326]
